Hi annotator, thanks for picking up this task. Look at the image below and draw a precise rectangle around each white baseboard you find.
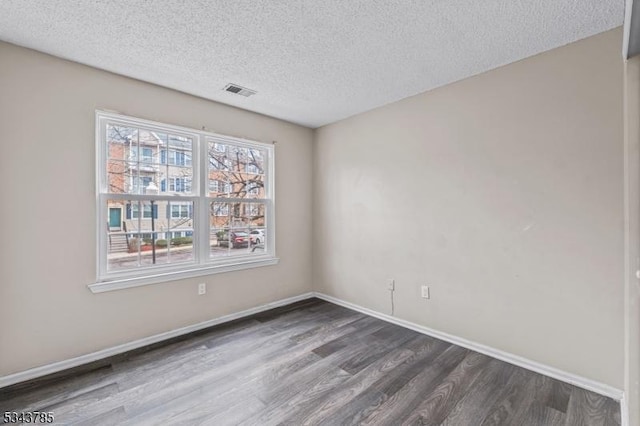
[0,292,314,389]
[313,292,625,402]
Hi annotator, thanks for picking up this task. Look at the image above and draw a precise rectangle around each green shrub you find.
[171,236,193,246]
[155,239,168,248]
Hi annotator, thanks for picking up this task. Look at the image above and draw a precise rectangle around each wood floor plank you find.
[519,403,566,426]
[317,389,388,426]
[0,364,117,413]
[338,325,419,375]
[40,382,119,417]
[0,299,620,425]
[311,316,389,358]
[401,351,492,425]
[280,347,415,425]
[254,349,356,407]
[440,359,522,426]
[603,397,622,426]
[479,369,539,426]
[543,376,573,413]
[358,345,469,425]
[290,311,365,344]
[199,396,265,426]
[564,387,610,426]
[239,366,352,426]
[73,405,127,426]
[369,336,452,398]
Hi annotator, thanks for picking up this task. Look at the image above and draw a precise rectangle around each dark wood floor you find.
[0,298,620,425]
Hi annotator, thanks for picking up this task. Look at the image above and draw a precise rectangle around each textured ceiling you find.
[0,1,624,128]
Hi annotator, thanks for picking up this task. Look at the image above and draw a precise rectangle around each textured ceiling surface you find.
[0,1,624,128]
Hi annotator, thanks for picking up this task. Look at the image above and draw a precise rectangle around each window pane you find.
[208,173,265,199]
[107,200,195,270]
[208,178,232,197]
[209,201,265,259]
[246,148,265,175]
[106,124,193,195]
[228,146,248,172]
[208,141,267,197]
[106,199,140,272]
[107,125,136,161]
[136,200,194,266]
[210,201,265,227]
[208,142,231,171]
[107,160,135,194]
[211,202,230,220]
[210,202,229,258]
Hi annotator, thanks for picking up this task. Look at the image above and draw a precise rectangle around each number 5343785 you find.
[3,411,54,423]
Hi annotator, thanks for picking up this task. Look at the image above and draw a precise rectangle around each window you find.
[141,147,153,163]
[127,202,157,219]
[208,179,231,194]
[246,182,261,196]
[160,177,192,193]
[132,176,153,194]
[171,203,192,218]
[161,149,192,166]
[96,111,276,291]
[213,203,229,216]
[173,177,190,192]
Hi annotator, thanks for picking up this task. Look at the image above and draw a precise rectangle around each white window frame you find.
[92,111,277,293]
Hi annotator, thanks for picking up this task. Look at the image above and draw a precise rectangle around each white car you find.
[249,229,265,244]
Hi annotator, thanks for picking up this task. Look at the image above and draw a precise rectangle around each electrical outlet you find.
[421,285,430,299]
[387,279,395,291]
[198,283,206,295]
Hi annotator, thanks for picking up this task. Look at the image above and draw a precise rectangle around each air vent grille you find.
[223,83,256,97]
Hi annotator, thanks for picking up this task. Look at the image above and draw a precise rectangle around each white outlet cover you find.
[421,286,430,299]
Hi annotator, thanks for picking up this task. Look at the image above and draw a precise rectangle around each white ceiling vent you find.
[223,83,256,97]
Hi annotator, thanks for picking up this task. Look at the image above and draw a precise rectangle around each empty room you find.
[1,1,639,425]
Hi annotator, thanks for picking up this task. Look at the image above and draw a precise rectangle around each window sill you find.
[88,257,279,293]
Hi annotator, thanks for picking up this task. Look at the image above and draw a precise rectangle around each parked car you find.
[218,231,250,248]
[249,229,265,245]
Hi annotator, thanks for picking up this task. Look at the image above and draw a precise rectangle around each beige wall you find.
[0,41,313,376]
[313,29,625,388]
[624,53,640,425]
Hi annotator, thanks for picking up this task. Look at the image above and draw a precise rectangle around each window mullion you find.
[98,193,107,277]
[198,134,210,263]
